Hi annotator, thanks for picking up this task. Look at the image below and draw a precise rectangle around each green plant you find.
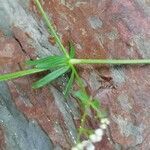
[0,0,150,149]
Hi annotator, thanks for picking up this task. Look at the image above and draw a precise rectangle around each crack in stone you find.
[13,36,28,55]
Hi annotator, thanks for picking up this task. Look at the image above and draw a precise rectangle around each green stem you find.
[0,69,45,81]
[70,64,86,93]
[70,59,150,65]
[34,0,69,58]
[90,102,104,119]
[77,109,87,143]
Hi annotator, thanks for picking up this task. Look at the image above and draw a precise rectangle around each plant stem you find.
[70,64,86,93]
[34,0,69,58]
[70,59,150,65]
[77,108,88,143]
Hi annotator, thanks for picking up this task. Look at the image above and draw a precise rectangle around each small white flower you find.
[71,147,79,150]
[89,133,102,143]
[95,135,102,142]
[82,140,91,147]
[76,143,84,149]
[86,143,95,150]
[100,124,107,129]
[89,134,97,143]
[101,118,110,125]
[95,128,103,137]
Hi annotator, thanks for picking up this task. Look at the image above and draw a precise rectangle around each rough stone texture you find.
[0,0,150,150]
[0,126,5,150]
[0,82,53,150]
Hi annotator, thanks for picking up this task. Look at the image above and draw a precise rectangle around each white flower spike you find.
[71,118,110,150]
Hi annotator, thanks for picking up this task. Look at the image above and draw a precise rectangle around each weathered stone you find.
[0,82,53,150]
[0,126,5,150]
[0,0,150,150]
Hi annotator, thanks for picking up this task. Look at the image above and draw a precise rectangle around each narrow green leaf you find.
[69,41,75,58]
[0,69,45,81]
[74,90,89,104]
[91,99,100,109]
[32,66,69,88]
[63,71,74,97]
[35,57,68,69]
[26,55,65,66]
[36,62,66,69]
[26,56,51,66]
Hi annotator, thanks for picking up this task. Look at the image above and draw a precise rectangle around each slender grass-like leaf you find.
[74,90,89,104]
[32,66,69,88]
[69,41,75,58]
[0,69,45,81]
[91,99,100,109]
[36,62,66,69]
[26,56,65,66]
[35,57,68,69]
[75,91,100,109]
[64,71,75,97]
